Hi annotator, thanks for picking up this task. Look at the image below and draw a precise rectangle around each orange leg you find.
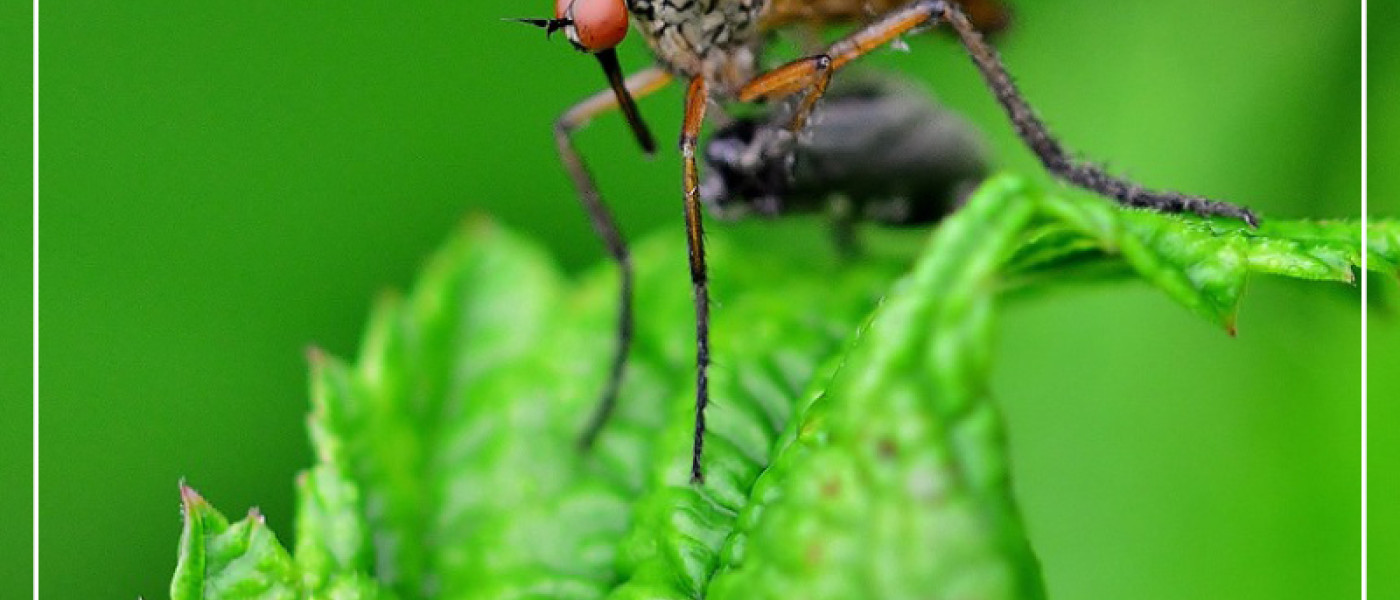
[737,1,934,132]
[680,76,712,483]
[559,67,673,136]
[556,67,674,450]
[739,0,1258,225]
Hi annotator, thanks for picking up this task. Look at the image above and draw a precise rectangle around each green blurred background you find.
[1369,1,1400,598]
[5,0,33,597]
[40,1,1366,598]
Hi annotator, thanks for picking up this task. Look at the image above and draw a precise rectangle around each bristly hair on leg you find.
[550,69,675,451]
[929,0,1259,226]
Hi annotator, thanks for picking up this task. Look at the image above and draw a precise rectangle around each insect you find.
[700,72,989,232]
[514,0,1259,483]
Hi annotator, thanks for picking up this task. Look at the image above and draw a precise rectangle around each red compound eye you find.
[557,0,628,52]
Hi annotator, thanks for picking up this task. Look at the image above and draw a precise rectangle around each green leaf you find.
[604,236,902,600]
[172,484,302,600]
[706,175,1044,599]
[327,217,622,599]
[293,355,387,599]
[1023,192,1375,332]
[1369,219,1400,274]
[170,173,1375,599]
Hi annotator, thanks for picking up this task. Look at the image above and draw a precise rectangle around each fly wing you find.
[761,0,1010,34]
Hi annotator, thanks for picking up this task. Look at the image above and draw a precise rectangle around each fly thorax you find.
[627,0,766,89]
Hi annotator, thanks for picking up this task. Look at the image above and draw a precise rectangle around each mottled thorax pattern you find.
[627,0,768,95]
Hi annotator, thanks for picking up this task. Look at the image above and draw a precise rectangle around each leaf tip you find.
[179,480,206,511]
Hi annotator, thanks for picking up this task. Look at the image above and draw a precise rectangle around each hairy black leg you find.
[745,0,1257,227]
[554,68,673,449]
[928,0,1258,226]
[682,76,712,483]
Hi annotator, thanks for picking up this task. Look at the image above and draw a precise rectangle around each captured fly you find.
[700,74,988,228]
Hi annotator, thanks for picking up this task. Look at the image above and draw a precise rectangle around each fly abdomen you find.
[700,72,989,226]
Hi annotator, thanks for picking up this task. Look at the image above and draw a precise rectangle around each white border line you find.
[1360,0,1369,597]
[32,0,40,593]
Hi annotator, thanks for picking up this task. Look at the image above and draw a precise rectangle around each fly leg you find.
[740,0,1257,226]
[737,1,941,131]
[828,195,861,259]
[556,67,674,450]
[928,2,1257,225]
[681,76,713,484]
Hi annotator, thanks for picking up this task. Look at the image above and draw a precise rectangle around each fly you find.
[700,72,988,232]
[512,0,1259,483]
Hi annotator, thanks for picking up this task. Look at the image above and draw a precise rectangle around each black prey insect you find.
[512,0,1259,483]
[700,73,990,235]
